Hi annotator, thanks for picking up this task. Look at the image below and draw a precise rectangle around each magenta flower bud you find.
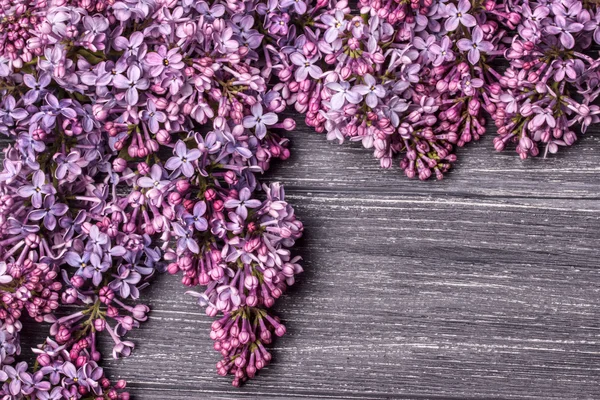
[131,304,150,321]
[564,131,577,145]
[112,158,127,173]
[145,139,159,153]
[25,233,40,248]
[204,188,216,201]
[156,129,171,144]
[278,67,292,81]
[37,353,52,367]
[281,118,296,131]
[137,162,150,175]
[71,275,84,288]
[168,192,182,206]
[176,179,190,193]
[106,305,118,318]
[94,318,106,331]
[484,0,496,10]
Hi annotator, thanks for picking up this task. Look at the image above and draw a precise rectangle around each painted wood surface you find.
[9,112,600,399]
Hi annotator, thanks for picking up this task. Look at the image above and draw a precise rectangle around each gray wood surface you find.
[11,112,600,399]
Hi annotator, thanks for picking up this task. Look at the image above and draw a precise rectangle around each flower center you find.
[163,59,170,66]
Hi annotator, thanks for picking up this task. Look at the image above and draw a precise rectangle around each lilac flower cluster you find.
[265,0,600,178]
[492,1,600,158]
[0,0,303,391]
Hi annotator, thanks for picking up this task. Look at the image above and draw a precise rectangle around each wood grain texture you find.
[9,113,600,400]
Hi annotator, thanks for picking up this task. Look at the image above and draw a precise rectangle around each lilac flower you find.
[327,81,363,109]
[224,188,262,219]
[165,141,201,177]
[269,14,290,35]
[321,10,347,43]
[84,254,110,286]
[185,202,208,231]
[531,106,557,128]
[65,251,92,276]
[242,104,278,139]
[54,151,86,180]
[113,31,145,57]
[353,74,386,108]
[17,171,55,208]
[444,0,477,31]
[457,27,493,64]
[0,96,28,125]
[145,46,185,77]
[28,195,68,230]
[141,100,167,133]
[545,15,584,49]
[430,36,455,66]
[109,265,142,299]
[113,65,150,105]
[172,222,199,254]
[22,73,51,105]
[138,164,170,190]
[289,53,323,81]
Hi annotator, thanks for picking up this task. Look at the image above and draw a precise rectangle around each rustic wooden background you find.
[12,112,600,399]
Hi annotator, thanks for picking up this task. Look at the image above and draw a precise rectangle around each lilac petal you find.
[125,88,139,106]
[186,149,201,162]
[28,209,47,221]
[174,141,187,157]
[244,199,262,208]
[365,93,378,108]
[330,92,346,109]
[50,203,69,216]
[164,157,182,171]
[187,238,199,254]
[444,16,459,31]
[456,38,473,51]
[467,48,481,65]
[181,162,195,177]
[255,123,267,139]
[261,112,278,125]
[44,214,57,230]
[461,14,477,28]
[236,146,253,158]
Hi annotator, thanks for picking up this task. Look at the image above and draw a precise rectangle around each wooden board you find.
[10,112,600,399]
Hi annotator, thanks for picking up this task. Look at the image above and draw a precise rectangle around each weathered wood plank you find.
[13,117,600,399]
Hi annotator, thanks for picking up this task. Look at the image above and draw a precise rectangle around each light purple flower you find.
[321,10,347,43]
[430,36,455,67]
[242,103,278,139]
[172,222,199,254]
[145,45,184,77]
[545,15,584,49]
[289,53,323,81]
[141,100,167,133]
[112,65,150,105]
[17,170,55,208]
[353,74,386,108]
[224,187,262,219]
[165,141,201,177]
[185,201,208,231]
[457,27,493,64]
[444,0,477,31]
[27,195,68,230]
[327,81,363,109]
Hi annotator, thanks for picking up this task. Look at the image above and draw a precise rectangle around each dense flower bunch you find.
[264,0,600,179]
[492,1,600,158]
[0,0,304,393]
